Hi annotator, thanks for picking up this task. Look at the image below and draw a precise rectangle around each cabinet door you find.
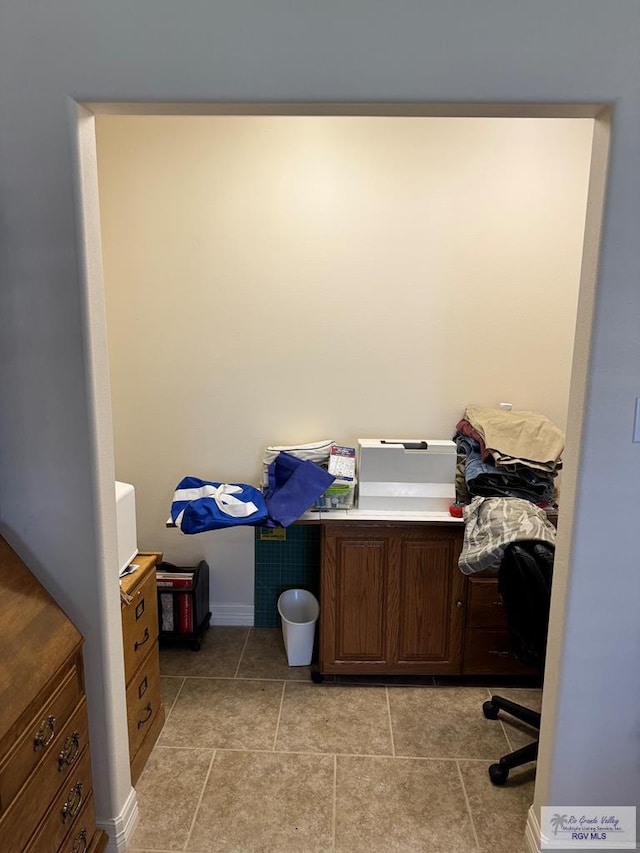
[320,526,392,673]
[391,527,466,673]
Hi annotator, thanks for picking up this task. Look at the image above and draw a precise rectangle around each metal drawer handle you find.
[137,702,153,729]
[72,828,88,853]
[492,599,504,607]
[134,626,150,651]
[34,715,56,750]
[58,731,81,771]
[488,650,511,657]
[62,780,84,823]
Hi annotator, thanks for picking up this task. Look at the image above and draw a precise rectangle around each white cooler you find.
[357,439,456,512]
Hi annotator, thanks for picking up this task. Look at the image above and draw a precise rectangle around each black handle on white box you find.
[380,441,428,450]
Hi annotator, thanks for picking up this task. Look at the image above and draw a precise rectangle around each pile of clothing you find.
[454,404,563,506]
[455,405,562,574]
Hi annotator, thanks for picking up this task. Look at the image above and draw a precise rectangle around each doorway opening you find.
[73,98,610,836]
[81,103,607,620]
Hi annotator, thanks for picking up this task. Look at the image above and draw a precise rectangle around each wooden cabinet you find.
[320,523,466,675]
[0,536,108,853]
[120,552,164,785]
[318,522,539,678]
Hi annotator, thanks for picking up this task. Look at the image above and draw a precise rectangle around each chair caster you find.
[483,700,500,720]
[190,640,202,651]
[488,763,509,786]
[310,667,324,684]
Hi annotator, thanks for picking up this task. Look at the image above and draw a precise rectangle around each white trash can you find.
[277,589,319,666]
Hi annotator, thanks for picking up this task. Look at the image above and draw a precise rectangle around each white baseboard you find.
[210,603,254,626]
[525,804,541,852]
[97,786,138,853]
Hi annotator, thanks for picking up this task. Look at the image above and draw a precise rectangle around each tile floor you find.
[129,627,541,853]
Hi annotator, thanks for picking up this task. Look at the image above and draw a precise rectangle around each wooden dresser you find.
[0,535,108,853]
[120,551,164,785]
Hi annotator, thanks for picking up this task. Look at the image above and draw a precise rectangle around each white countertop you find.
[296,508,463,524]
[167,508,463,528]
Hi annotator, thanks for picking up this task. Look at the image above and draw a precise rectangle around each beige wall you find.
[96,115,592,616]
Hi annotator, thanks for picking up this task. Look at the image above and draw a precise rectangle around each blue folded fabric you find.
[171,477,269,533]
[264,451,335,527]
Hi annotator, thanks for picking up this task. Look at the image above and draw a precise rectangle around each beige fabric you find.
[490,450,560,475]
[464,405,564,468]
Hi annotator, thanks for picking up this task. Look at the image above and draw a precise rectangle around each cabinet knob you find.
[456,600,464,609]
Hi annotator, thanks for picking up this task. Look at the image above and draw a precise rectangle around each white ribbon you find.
[174,483,259,518]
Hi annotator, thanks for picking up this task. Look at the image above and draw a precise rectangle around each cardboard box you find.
[357,439,456,512]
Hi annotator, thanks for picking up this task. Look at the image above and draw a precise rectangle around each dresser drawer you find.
[24,749,94,853]
[53,795,97,853]
[463,629,539,676]
[0,659,84,812]
[0,700,89,853]
[126,644,162,761]
[122,567,159,683]
[466,577,508,629]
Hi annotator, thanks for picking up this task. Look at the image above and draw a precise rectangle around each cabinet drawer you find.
[24,749,94,853]
[126,644,162,761]
[122,567,159,683]
[52,796,97,853]
[463,629,539,676]
[0,660,84,811]
[0,700,89,853]
[467,577,507,629]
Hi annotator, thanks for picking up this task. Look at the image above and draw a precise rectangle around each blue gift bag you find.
[171,477,269,533]
[264,452,335,527]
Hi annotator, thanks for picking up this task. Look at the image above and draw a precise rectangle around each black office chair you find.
[482,539,554,785]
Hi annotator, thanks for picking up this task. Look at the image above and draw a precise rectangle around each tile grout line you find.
[161,673,311,682]
[385,686,396,757]
[162,676,186,726]
[272,680,287,750]
[152,743,500,762]
[484,685,541,763]
[233,628,252,678]
[332,754,337,853]
[456,759,482,852]
[182,748,217,852]
[501,719,515,752]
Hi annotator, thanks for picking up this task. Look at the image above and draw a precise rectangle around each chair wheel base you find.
[488,763,509,785]
[483,700,499,720]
